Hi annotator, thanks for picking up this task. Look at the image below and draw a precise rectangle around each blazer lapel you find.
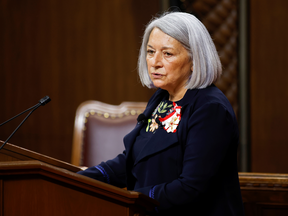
[124,88,196,166]
[133,128,179,166]
[124,89,166,155]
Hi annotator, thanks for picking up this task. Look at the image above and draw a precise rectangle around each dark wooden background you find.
[250,0,288,173]
[0,0,157,162]
[1,0,288,174]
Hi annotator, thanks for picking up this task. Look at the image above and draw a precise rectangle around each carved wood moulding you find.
[181,0,239,116]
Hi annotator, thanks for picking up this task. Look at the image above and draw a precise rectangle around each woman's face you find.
[146,28,193,95]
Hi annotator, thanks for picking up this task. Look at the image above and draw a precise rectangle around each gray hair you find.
[138,12,222,89]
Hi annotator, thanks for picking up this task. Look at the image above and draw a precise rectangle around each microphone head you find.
[137,113,147,122]
[39,96,51,106]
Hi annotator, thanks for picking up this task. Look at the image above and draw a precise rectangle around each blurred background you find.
[0,0,287,173]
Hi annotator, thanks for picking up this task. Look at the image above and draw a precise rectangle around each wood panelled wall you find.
[0,0,158,162]
[181,0,239,118]
[179,0,288,173]
[250,0,288,172]
[2,0,287,173]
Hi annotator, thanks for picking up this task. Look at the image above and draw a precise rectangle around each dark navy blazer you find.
[78,85,244,216]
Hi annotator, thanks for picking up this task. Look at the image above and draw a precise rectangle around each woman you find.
[78,12,244,215]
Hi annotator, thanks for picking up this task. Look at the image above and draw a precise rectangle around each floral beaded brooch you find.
[159,102,181,133]
[146,101,182,133]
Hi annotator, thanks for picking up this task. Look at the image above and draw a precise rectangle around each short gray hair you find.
[138,12,222,89]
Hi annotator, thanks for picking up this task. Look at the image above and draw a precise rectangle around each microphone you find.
[39,96,51,106]
[137,113,147,124]
[0,96,51,150]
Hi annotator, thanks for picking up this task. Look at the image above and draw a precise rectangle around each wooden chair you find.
[71,100,147,167]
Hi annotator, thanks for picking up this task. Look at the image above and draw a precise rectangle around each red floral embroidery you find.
[158,102,181,133]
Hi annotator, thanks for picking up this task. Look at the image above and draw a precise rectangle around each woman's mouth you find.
[151,73,163,79]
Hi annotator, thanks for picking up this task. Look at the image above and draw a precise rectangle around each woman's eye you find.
[164,52,172,56]
[147,49,154,54]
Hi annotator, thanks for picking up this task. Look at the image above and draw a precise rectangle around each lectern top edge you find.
[0,141,81,172]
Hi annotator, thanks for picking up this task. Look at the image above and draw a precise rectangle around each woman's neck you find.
[168,88,187,102]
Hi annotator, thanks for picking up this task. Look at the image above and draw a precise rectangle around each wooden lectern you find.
[2,141,288,216]
[0,141,158,216]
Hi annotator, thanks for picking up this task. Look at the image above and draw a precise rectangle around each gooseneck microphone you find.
[137,113,163,128]
[137,113,147,124]
[0,96,51,150]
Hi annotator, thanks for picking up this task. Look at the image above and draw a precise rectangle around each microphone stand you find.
[0,96,51,150]
[0,104,39,127]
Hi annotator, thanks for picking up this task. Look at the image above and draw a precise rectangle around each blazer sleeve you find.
[135,102,238,210]
[77,151,127,188]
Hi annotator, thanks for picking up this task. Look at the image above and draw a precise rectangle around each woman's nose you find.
[151,52,163,67]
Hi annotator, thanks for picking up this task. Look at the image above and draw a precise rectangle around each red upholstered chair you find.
[71,100,147,167]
